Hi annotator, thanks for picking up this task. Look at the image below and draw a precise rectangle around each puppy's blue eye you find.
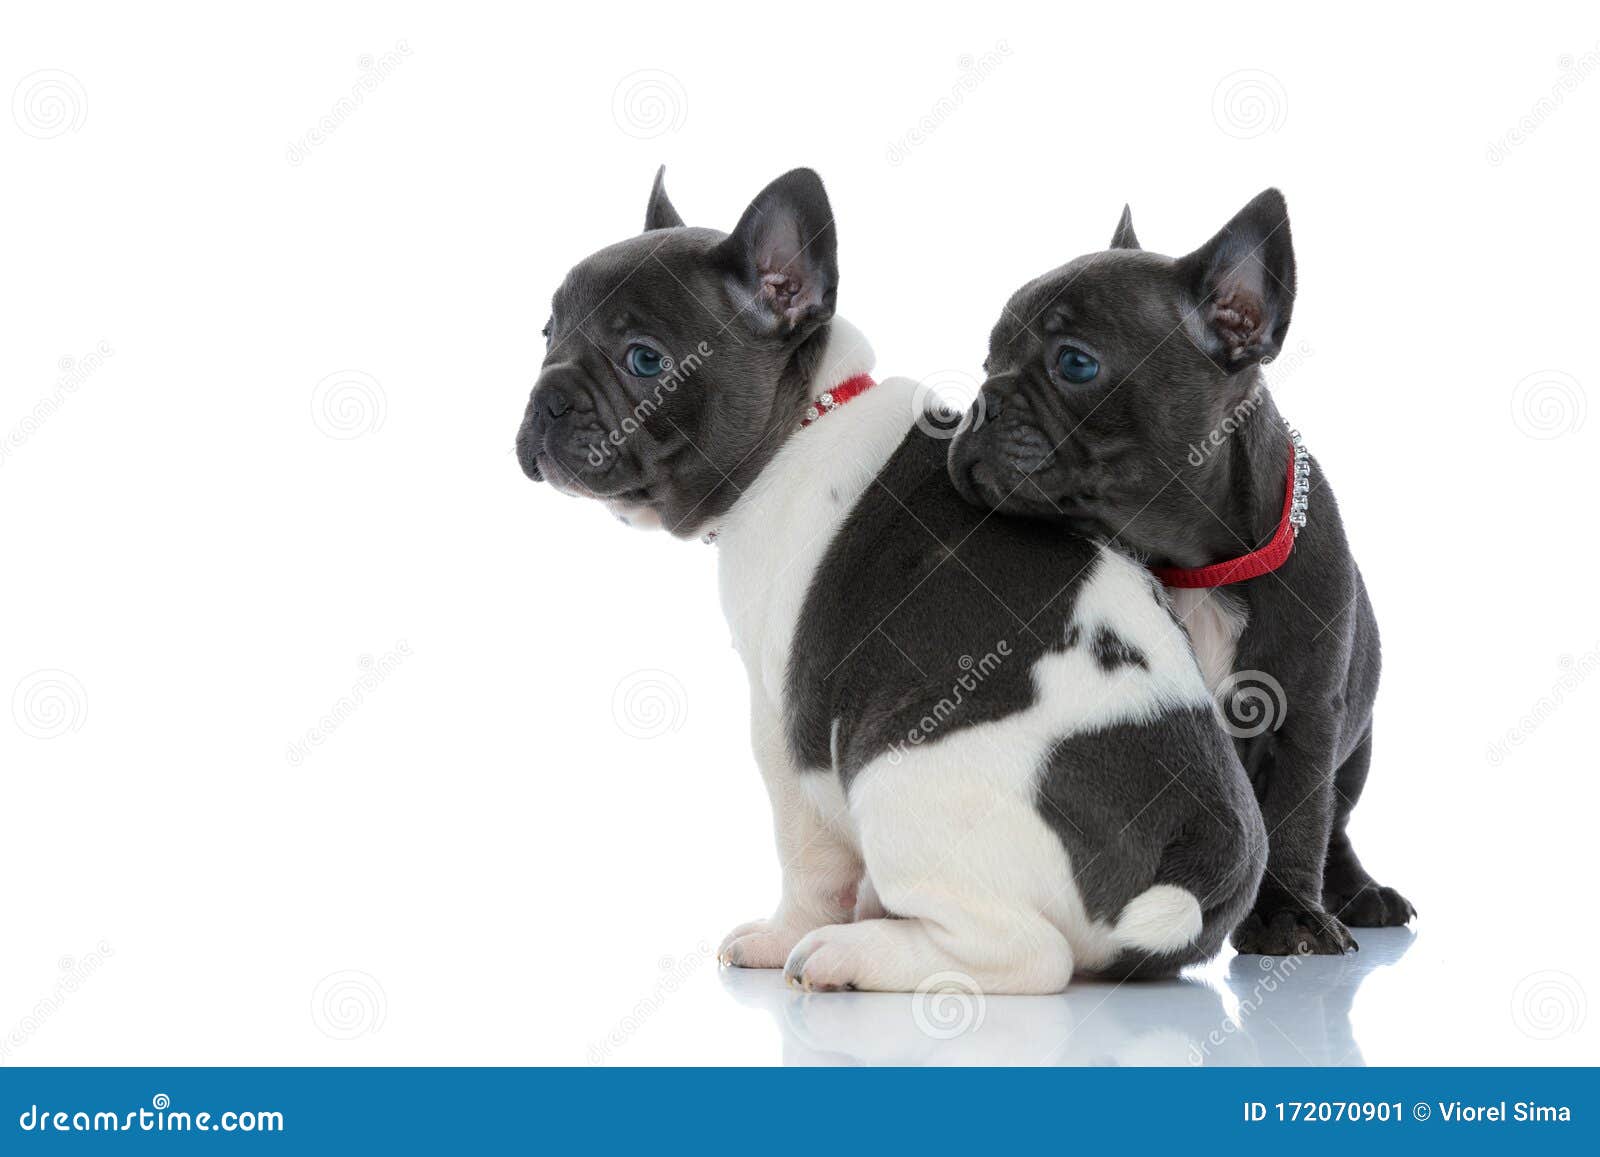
[625,345,664,377]
[1056,346,1100,384]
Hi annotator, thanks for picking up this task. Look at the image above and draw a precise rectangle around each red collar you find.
[700,373,877,544]
[799,373,876,428]
[1152,435,1308,588]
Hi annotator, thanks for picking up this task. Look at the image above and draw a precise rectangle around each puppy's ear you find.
[1110,204,1140,250]
[717,168,837,337]
[644,165,684,231]
[1177,189,1295,369]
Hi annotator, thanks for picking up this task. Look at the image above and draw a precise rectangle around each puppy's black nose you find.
[544,388,573,420]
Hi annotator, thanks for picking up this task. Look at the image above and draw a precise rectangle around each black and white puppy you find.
[948,192,1415,955]
[516,169,1265,991]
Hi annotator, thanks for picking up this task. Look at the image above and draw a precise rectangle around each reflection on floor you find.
[719,927,1417,1066]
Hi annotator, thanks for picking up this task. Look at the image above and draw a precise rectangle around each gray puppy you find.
[948,191,1414,954]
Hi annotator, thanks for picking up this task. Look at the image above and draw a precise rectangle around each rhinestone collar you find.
[1151,421,1310,588]
[797,373,877,429]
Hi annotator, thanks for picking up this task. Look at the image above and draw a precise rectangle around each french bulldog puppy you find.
[947,191,1414,955]
[517,168,1265,991]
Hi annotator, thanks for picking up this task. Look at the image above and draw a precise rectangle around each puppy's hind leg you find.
[783,746,1077,995]
[1321,732,1416,927]
[785,909,1074,995]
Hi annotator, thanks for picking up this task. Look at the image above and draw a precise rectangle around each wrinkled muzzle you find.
[946,383,1060,512]
[516,369,636,496]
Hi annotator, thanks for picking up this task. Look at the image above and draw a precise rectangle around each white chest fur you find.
[1164,586,1248,693]
[715,320,913,707]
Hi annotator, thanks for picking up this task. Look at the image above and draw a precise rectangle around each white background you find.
[3,1,1597,1066]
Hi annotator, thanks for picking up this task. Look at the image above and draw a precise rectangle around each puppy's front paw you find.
[1232,905,1357,956]
[1326,883,1416,928]
[783,925,864,992]
[718,918,804,969]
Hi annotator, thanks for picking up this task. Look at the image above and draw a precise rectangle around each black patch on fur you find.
[1091,626,1147,672]
[1035,707,1265,965]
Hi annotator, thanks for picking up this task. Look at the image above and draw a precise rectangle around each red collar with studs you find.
[799,373,876,428]
[1152,427,1310,588]
[701,373,878,544]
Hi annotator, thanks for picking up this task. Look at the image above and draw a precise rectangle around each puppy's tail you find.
[1109,884,1204,955]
